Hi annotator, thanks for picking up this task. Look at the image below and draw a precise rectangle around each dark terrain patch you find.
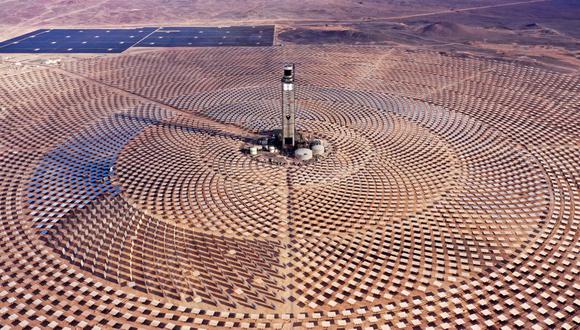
[279,28,377,45]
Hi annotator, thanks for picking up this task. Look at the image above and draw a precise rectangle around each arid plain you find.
[0,1,578,329]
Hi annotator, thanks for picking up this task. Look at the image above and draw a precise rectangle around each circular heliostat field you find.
[0,46,578,329]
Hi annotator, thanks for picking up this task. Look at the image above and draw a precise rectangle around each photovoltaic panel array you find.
[135,26,275,47]
[0,28,157,53]
[0,25,275,53]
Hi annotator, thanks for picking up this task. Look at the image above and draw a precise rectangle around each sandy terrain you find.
[1,0,577,73]
[0,1,578,329]
[0,0,505,27]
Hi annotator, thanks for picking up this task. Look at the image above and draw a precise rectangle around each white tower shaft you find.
[282,64,296,149]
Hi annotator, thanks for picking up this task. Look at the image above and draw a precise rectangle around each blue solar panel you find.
[0,29,51,46]
[136,25,275,47]
[0,25,275,53]
[0,28,157,53]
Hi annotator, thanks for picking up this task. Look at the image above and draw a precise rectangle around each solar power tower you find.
[281,64,296,149]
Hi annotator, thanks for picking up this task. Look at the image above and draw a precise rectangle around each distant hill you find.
[278,28,375,44]
[417,21,476,38]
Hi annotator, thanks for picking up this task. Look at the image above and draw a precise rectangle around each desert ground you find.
[0,1,578,329]
[0,0,578,73]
